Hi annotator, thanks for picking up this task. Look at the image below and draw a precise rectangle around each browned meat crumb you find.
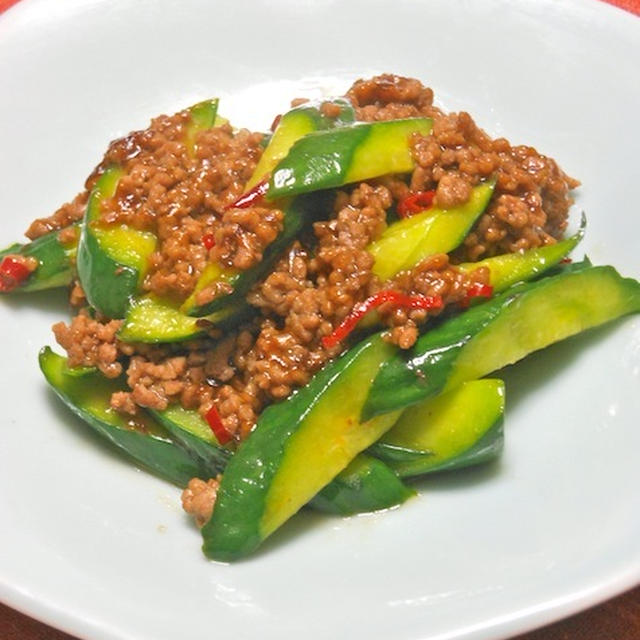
[46,75,579,443]
[53,311,123,378]
[347,73,439,122]
[409,110,579,260]
[181,476,221,528]
[25,192,87,240]
[212,206,284,270]
[68,280,86,307]
[57,225,79,245]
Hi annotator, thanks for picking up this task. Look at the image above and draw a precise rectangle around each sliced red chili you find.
[205,404,233,445]
[227,178,269,210]
[321,290,443,349]
[397,190,435,218]
[0,256,32,292]
[202,233,216,250]
[459,282,494,308]
[270,114,282,132]
[559,257,573,264]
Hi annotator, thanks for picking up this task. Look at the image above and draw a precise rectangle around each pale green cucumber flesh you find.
[268,118,432,200]
[151,405,232,473]
[370,379,505,477]
[457,213,586,293]
[363,263,640,419]
[201,335,400,561]
[369,181,495,281]
[118,294,248,343]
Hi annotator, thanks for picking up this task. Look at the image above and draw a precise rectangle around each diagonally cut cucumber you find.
[201,335,401,560]
[363,262,640,419]
[39,347,209,487]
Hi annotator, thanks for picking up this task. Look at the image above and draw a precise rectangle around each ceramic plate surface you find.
[1,1,639,639]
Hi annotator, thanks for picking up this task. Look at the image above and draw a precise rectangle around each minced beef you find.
[52,311,123,378]
[25,192,88,240]
[47,74,578,446]
[181,476,221,528]
[408,110,579,260]
[211,206,284,271]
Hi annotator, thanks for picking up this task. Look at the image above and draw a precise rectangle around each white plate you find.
[1,1,639,639]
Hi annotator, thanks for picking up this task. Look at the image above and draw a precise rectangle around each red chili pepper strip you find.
[202,233,216,250]
[205,405,233,445]
[397,190,436,218]
[0,256,32,292]
[559,257,573,264]
[270,114,282,132]
[459,282,494,309]
[322,290,443,349]
[227,178,269,210]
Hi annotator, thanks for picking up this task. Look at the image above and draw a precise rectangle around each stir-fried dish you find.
[2,74,639,560]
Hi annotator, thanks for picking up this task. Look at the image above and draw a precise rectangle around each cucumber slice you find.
[118,294,248,344]
[267,118,433,201]
[363,262,640,419]
[77,100,219,318]
[0,223,78,293]
[39,347,208,487]
[151,402,411,516]
[151,404,232,473]
[201,334,401,560]
[370,379,504,477]
[457,213,586,293]
[368,181,495,280]
[183,190,335,317]
[246,98,355,190]
[309,454,414,516]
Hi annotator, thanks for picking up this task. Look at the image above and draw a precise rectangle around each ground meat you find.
[57,225,79,245]
[320,101,343,119]
[68,280,86,307]
[243,183,390,399]
[52,311,123,378]
[120,354,193,412]
[144,214,211,299]
[181,476,221,528]
[25,192,87,240]
[409,110,579,260]
[379,255,490,349]
[347,74,439,122]
[211,206,284,270]
[434,173,473,209]
[44,75,579,451]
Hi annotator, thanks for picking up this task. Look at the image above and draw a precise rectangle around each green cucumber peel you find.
[362,261,640,420]
[267,118,432,200]
[309,454,414,516]
[151,405,232,473]
[151,402,411,517]
[246,97,355,189]
[369,379,505,477]
[201,334,399,560]
[458,212,587,293]
[185,190,335,317]
[0,224,78,293]
[39,347,209,487]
